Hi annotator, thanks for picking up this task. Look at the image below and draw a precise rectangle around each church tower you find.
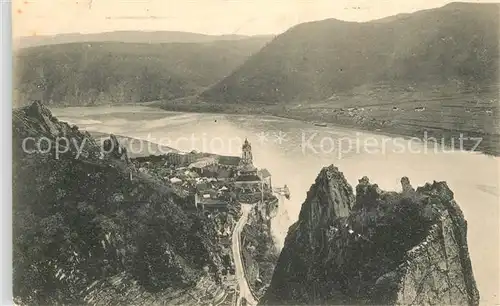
[238,138,256,173]
[241,138,253,165]
[235,138,261,194]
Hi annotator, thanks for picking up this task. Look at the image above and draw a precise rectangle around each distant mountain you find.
[14,30,266,49]
[202,2,499,104]
[13,36,272,107]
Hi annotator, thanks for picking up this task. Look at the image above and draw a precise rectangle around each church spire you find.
[242,138,251,150]
[239,137,255,171]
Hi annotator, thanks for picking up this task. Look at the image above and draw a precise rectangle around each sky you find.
[12,0,500,37]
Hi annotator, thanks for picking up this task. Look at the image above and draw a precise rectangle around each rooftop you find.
[258,168,272,178]
[200,199,230,207]
[188,156,217,168]
[196,182,212,191]
[235,174,262,182]
[218,155,241,166]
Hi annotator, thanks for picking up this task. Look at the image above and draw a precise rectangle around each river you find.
[52,105,499,304]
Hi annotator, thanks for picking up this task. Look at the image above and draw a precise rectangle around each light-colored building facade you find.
[166,152,197,166]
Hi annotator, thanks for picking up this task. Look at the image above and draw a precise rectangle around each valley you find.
[11,1,500,305]
[154,83,499,155]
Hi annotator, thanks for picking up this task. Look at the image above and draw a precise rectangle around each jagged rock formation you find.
[260,165,479,305]
[103,134,130,162]
[12,101,237,305]
[13,100,100,159]
[401,176,415,194]
[241,198,280,298]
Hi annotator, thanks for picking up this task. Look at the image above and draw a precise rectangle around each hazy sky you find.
[13,0,499,37]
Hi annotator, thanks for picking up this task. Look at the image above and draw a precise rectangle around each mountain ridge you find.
[13,36,272,107]
[14,30,273,49]
[201,2,499,104]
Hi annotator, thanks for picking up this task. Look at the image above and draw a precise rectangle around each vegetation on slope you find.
[13,37,271,107]
[241,202,280,298]
[202,3,499,104]
[12,102,229,304]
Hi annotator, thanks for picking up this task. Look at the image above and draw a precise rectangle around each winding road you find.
[232,203,258,306]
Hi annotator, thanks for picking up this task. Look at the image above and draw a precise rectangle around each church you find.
[234,138,268,191]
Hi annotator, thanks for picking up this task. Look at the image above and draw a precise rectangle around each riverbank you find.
[150,94,500,156]
[89,131,178,158]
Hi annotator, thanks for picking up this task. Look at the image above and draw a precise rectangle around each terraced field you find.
[283,85,499,155]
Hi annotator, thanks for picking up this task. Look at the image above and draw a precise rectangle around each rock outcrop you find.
[103,134,130,162]
[13,100,100,159]
[241,197,280,298]
[260,165,480,305]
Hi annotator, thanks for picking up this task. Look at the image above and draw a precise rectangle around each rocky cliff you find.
[260,165,479,305]
[241,198,280,298]
[12,102,237,305]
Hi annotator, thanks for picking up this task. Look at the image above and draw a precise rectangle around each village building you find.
[234,175,263,194]
[197,197,231,211]
[184,138,285,209]
[188,156,218,176]
[258,168,272,189]
[195,192,232,210]
[166,152,197,167]
[217,155,241,168]
[170,177,182,184]
[194,180,232,211]
[189,156,217,169]
[215,167,233,180]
